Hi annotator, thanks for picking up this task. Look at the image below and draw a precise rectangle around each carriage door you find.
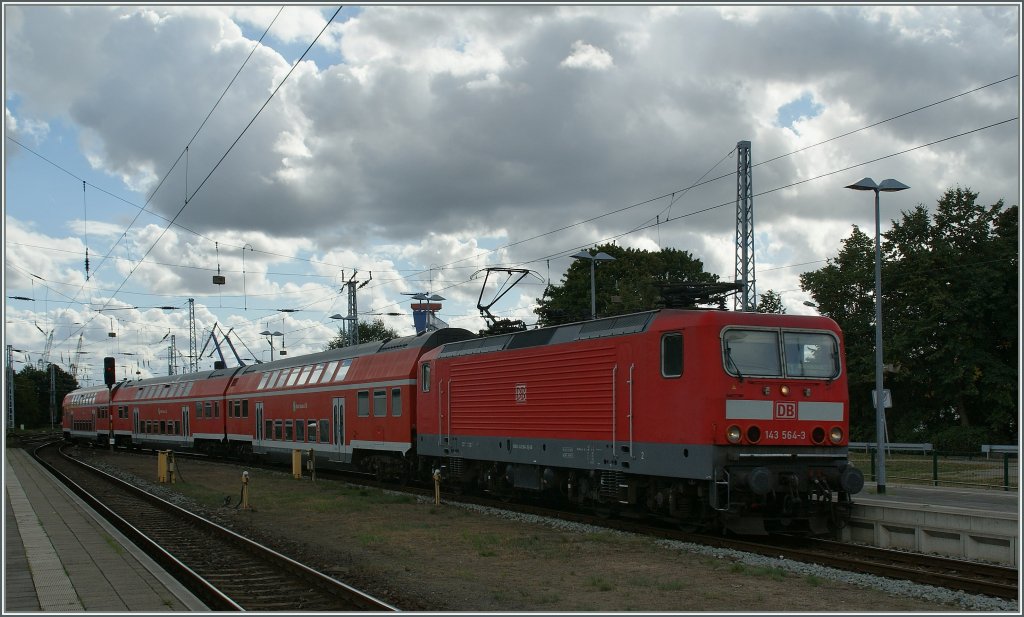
[255,402,264,446]
[181,406,190,444]
[132,408,140,444]
[332,398,345,458]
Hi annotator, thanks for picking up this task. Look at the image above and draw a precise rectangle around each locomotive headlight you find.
[780,385,791,396]
[726,425,742,444]
[830,427,843,444]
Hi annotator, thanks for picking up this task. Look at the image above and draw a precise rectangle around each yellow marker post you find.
[432,468,442,505]
[167,451,176,484]
[292,449,302,479]
[241,470,251,510]
[157,450,168,483]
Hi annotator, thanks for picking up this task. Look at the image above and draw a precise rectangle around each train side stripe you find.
[798,402,844,421]
[725,400,773,419]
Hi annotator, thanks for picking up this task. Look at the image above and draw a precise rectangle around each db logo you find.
[774,402,797,419]
[514,383,528,404]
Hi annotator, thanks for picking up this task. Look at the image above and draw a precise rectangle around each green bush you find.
[930,426,990,453]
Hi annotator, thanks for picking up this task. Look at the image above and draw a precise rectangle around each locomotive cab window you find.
[722,329,782,377]
[661,333,683,378]
[722,328,840,379]
[783,331,840,379]
[421,363,431,392]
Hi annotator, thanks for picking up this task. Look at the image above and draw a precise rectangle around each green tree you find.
[534,244,720,326]
[326,318,401,350]
[884,188,1017,442]
[800,226,878,441]
[11,364,78,429]
[802,187,1018,445]
[756,290,786,314]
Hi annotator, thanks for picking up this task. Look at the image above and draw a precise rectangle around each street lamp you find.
[259,330,283,360]
[844,177,909,495]
[571,250,616,320]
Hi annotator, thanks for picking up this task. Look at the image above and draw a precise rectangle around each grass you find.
[587,576,615,591]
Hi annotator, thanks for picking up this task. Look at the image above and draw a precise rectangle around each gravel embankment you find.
[449,500,1019,613]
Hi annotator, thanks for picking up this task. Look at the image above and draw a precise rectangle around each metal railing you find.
[849,449,1019,492]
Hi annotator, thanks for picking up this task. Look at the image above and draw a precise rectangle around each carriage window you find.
[297,366,311,385]
[306,420,317,443]
[204,401,213,418]
[258,372,272,389]
[357,391,370,417]
[296,420,305,442]
[783,331,840,379]
[661,333,683,378]
[421,363,431,392]
[334,359,353,382]
[309,363,325,383]
[320,362,339,383]
[373,389,387,417]
[284,420,293,441]
[722,329,782,377]
[318,419,329,443]
[391,388,402,417]
[274,420,283,440]
[242,400,249,418]
[265,420,273,440]
[286,369,302,387]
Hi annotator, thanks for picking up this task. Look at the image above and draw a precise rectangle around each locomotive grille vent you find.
[439,335,513,358]
[448,457,465,479]
[599,470,627,499]
[577,312,655,341]
[505,328,556,350]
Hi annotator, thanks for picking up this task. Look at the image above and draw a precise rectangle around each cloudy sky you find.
[3,3,1020,385]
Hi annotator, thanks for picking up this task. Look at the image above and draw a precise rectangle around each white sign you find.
[871,389,892,409]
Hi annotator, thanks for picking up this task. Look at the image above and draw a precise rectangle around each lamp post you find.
[844,177,909,495]
[571,250,616,320]
[260,330,282,360]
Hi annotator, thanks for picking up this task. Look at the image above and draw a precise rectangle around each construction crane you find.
[69,334,84,379]
[35,327,54,369]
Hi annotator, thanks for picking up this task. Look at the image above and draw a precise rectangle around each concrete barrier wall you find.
[842,502,1018,566]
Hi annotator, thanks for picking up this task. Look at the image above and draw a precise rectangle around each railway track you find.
[32,442,396,612]
[67,444,1019,603]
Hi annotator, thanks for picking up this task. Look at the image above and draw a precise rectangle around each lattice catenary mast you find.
[734,140,756,311]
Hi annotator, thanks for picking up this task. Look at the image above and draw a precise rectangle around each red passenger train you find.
[63,309,864,535]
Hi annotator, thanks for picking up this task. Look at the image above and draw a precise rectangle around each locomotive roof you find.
[438,311,659,358]
[435,309,840,359]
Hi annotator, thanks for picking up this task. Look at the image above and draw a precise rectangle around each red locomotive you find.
[63,308,864,535]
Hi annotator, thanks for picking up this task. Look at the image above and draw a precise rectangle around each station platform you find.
[4,447,207,612]
[844,482,1020,566]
